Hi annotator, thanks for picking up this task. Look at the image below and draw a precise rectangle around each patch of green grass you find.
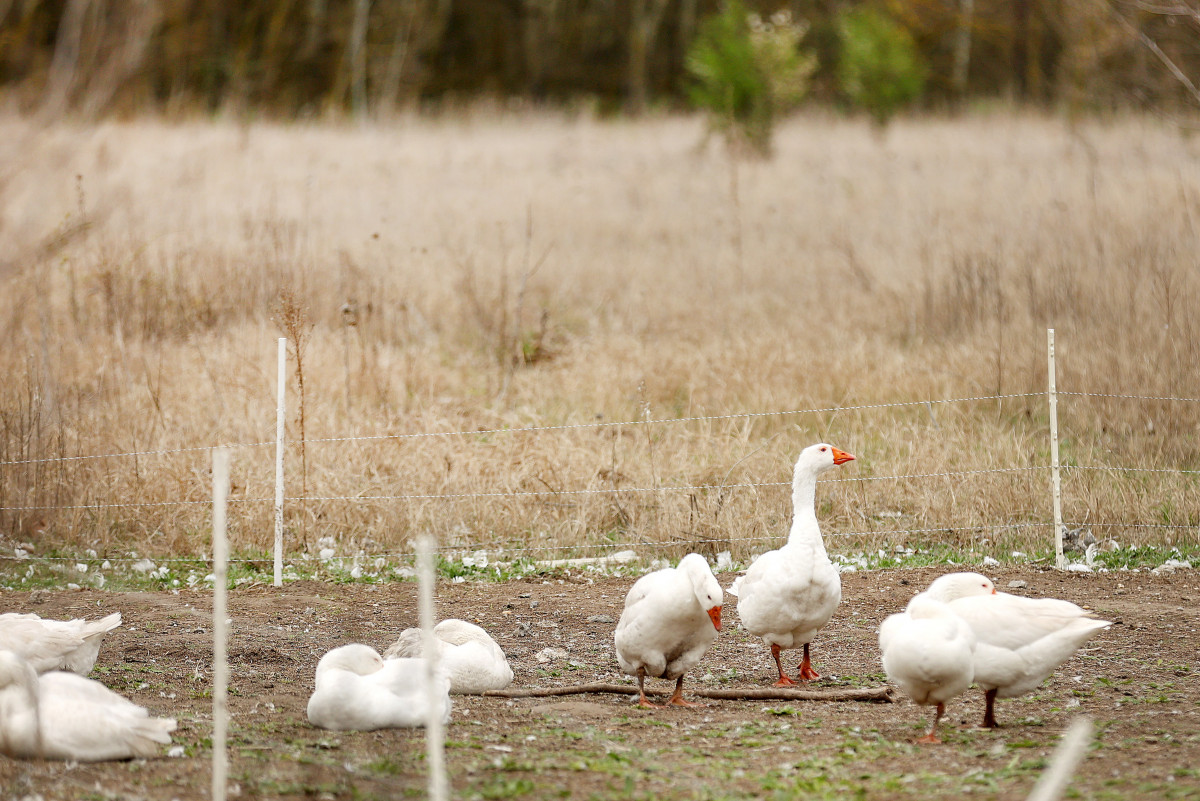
[3,541,1196,590]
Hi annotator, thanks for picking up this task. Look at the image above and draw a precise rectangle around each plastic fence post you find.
[212,447,231,801]
[1047,329,1065,570]
[274,337,286,587]
[417,535,449,801]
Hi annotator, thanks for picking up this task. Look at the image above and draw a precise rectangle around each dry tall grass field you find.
[2,110,1199,565]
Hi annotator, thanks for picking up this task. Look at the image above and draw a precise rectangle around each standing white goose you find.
[733,443,854,686]
[922,571,1112,728]
[0,649,176,761]
[0,612,122,674]
[384,619,514,694]
[879,594,976,743]
[307,643,451,731]
[614,553,723,708]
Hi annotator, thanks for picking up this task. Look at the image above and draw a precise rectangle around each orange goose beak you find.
[707,606,722,632]
[832,448,855,465]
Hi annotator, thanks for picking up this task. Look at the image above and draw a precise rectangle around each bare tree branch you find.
[484,682,896,702]
[1108,0,1200,106]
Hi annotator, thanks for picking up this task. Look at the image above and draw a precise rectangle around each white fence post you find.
[211,447,231,801]
[417,535,449,801]
[1047,329,1065,570]
[274,337,287,587]
[1026,716,1093,801]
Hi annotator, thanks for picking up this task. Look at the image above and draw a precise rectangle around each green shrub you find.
[686,2,817,156]
[836,6,926,127]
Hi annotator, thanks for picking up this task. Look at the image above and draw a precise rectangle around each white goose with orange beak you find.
[921,571,1111,728]
[614,553,723,708]
[732,443,854,686]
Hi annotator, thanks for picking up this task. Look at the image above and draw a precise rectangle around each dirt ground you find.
[1,565,1197,801]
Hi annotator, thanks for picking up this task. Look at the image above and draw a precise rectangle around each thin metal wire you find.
[1059,391,1200,404]
[9,520,1191,567]
[1064,464,1200,476]
[0,465,1049,512]
[0,498,272,512]
[0,440,274,468]
[0,392,1038,469]
[0,522,1055,565]
[300,393,1042,447]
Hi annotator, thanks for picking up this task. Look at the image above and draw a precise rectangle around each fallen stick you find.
[484,683,894,703]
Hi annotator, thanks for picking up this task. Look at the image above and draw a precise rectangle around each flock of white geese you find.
[0,443,1111,761]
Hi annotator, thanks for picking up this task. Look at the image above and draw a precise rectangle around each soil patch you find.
[1,566,1197,800]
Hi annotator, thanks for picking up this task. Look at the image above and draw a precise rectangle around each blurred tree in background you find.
[686,1,816,154]
[0,0,1196,118]
[836,5,926,126]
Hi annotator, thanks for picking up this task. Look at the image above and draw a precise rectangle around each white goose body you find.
[879,594,976,743]
[0,649,175,761]
[923,572,1111,727]
[614,553,723,707]
[384,619,514,694]
[0,612,122,674]
[734,443,853,685]
[307,643,451,731]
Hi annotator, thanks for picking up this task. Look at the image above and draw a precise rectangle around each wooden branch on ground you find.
[483,683,894,703]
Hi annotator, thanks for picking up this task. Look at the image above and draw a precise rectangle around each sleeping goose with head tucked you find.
[384,619,513,694]
[0,649,175,761]
[307,643,451,730]
[922,571,1111,728]
[732,443,854,686]
[614,553,723,708]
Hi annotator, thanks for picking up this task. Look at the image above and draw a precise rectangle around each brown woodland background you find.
[0,0,1197,117]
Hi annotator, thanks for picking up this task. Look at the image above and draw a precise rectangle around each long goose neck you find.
[787,470,824,548]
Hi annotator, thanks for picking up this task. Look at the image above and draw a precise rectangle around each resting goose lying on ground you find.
[0,611,122,674]
[307,643,451,730]
[0,649,175,761]
[384,618,514,694]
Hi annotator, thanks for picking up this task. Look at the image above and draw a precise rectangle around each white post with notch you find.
[1047,329,1065,570]
[274,337,286,586]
